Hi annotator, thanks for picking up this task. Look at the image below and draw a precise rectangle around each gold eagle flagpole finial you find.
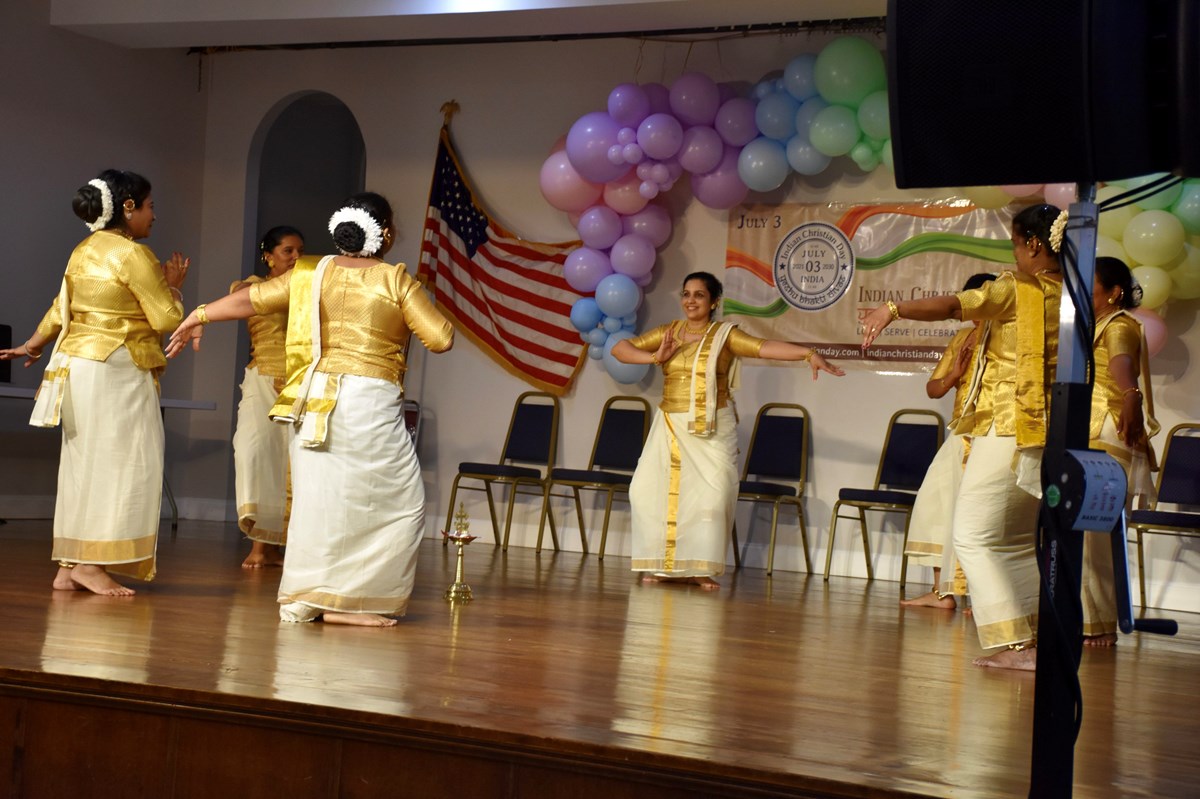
[440,100,460,129]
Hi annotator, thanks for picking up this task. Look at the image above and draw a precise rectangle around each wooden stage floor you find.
[0,519,1196,798]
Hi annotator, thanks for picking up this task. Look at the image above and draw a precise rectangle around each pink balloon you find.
[637,113,684,161]
[608,83,651,128]
[669,72,721,127]
[1043,182,1077,208]
[714,97,759,147]
[610,233,657,278]
[690,145,749,210]
[566,111,628,184]
[642,82,671,114]
[1002,184,1044,197]
[622,203,673,248]
[563,247,614,293]
[603,171,651,215]
[540,151,604,213]
[677,125,724,174]
[576,205,623,250]
[1132,308,1167,357]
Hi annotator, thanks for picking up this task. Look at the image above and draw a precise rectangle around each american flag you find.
[419,128,587,396]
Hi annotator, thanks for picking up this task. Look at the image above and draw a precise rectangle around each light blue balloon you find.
[588,344,604,360]
[586,327,608,346]
[622,313,638,325]
[786,133,832,176]
[569,296,603,332]
[783,54,819,102]
[755,91,801,142]
[738,137,790,192]
[809,104,861,157]
[601,330,650,383]
[753,80,776,100]
[594,273,642,318]
[603,315,624,333]
[622,321,637,331]
[793,96,829,136]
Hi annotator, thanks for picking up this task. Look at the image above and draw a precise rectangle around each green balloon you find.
[857,90,890,140]
[1118,173,1183,211]
[1170,180,1200,234]
[814,36,887,106]
[809,105,861,157]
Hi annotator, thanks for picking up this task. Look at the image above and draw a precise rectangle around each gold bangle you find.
[57,561,75,569]
[24,341,43,360]
[195,304,210,325]
[1008,640,1035,652]
[886,300,901,321]
[1122,386,1142,397]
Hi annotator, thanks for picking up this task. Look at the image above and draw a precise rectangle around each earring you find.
[123,199,134,220]
[1107,297,1116,305]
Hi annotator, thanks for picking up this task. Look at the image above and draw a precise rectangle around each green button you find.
[1045,484,1061,508]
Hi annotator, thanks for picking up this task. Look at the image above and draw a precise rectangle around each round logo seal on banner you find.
[774,222,855,311]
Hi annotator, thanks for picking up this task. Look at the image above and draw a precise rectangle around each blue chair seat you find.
[1128,509,1200,529]
[739,480,796,498]
[838,487,918,506]
[457,462,543,480]
[549,468,632,487]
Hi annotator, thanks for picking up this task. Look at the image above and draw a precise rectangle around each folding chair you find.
[732,403,811,574]
[1127,422,1200,607]
[401,398,421,447]
[443,391,561,552]
[543,396,651,557]
[824,409,944,588]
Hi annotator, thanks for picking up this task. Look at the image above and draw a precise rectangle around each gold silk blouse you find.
[626,322,765,413]
[231,276,287,380]
[36,231,183,371]
[249,262,454,386]
[930,326,976,427]
[1090,311,1155,443]
[956,271,1061,440]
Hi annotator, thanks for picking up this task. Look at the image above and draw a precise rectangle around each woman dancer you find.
[0,170,189,595]
[612,271,843,591]
[862,204,1065,669]
[231,226,304,568]
[168,193,452,626]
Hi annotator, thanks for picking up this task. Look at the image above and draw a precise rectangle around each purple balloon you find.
[622,142,644,165]
[669,72,721,127]
[608,83,651,128]
[634,270,654,287]
[607,144,625,166]
[617,126,637,146]
[610,233,657,278]
[690,145,749,210]
[642,83,671,115]
[563,246,614,293]
[638,181,660,200]
[576,205,623,250]
[677,125,724,174]
[622,203,673,248]
[566,111,628,184]
[648,162,669,184]
[637,113,684,161]
[714,97,759,147]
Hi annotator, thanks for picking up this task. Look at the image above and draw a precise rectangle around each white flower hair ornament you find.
[328,206,383,257]
[1048,209,1070,254]
[85,178,114,232]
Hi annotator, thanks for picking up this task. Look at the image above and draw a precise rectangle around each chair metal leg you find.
[572,487,589,554]
[797,503,811,574]
[1134,528,1147,607]
[484,483,502,546]
[534,482,559,553]
[501,483,519,551]
[597,490,615,560]
[824,502,842,580]
[730,522,742,569]
[899,516,912,591]
[857,508,874,581]
[766,502,782,575]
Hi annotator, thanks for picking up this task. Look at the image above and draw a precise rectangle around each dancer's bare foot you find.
[53,565,135,596]
[900,590,956,609]
[1083,633,1118,647]
[689,576,720,591]
[973,645,1036,671]
[322,612,398,627]
[242,542,284,569]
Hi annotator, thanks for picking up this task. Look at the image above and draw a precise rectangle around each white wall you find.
[3,5,1198,611]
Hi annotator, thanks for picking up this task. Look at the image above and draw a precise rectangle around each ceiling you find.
[50,0,887,50]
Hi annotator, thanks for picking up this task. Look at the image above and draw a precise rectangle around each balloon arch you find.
[541,36,1196,381]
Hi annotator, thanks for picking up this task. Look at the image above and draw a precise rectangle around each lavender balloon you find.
[610,233,656,279]
[636,113,684,161]
[566,111,628,184]
[678,125,724,175]
[576,205,623,250]
[714,97,759,147]
[622,203,672,248]
[608,83,651,127]
[668,72,721,127]
[563,246,614,293]
[691,145,749,210]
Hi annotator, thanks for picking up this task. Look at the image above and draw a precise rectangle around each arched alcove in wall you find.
[225,92,365,506]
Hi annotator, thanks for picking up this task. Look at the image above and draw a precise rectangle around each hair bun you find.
[332,221,367,254]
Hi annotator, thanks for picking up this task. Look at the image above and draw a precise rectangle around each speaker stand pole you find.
[1028,184,1097,798]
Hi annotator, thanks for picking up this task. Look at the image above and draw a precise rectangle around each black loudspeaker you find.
[886,0,1188,188]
